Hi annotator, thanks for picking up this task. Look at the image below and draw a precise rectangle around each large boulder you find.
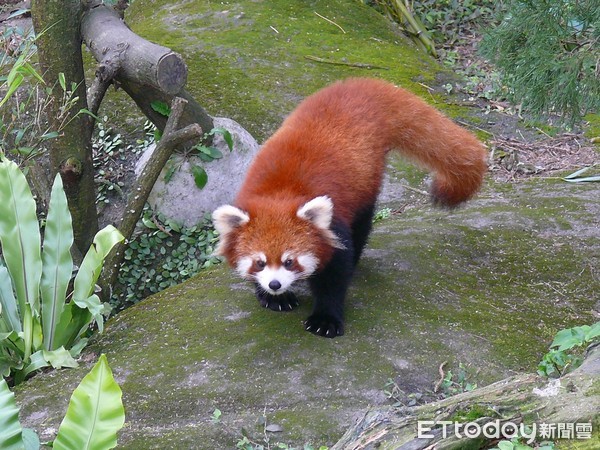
[15,178,600,448]
[135,117,259,226]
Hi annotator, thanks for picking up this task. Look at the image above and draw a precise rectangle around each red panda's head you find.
[212,196,344,295]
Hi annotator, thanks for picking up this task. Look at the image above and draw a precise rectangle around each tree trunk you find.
[98,97,203,299]
[332,345,599,449]
[31,0,99,253]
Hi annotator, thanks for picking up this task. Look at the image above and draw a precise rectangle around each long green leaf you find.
[0,265,21,332]
[0,158,42,317]
[52,302,92,351]
[563,175,600,183]
[73,294,106,333]
[0,378,24,450]
[72,225,124,303]
[53,354,125,450]
[22,347,78,378]
[41,174,74,351]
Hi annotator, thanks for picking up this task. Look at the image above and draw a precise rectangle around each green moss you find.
[449,404,497,423]
[584,113,600,147]
[123,0,453,140]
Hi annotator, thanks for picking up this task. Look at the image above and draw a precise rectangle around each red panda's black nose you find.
[269,280,282,291]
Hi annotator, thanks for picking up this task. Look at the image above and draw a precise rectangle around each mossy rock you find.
[15,177,600,448]
[97,0,474,141]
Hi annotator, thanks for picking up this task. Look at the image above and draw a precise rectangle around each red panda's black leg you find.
[254,284,300,311]
[351,203,376,266]
[305,222,354,338]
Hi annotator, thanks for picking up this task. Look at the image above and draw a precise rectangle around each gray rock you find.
[135,117,259,226]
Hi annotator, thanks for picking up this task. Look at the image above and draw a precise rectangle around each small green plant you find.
[0,157,124,384]
[211,408,222,424]
[373,207,392,223]
[537,322,600,377]
[437,362,477,398]
[150,100,234,189]
[0,354,125,450]
[383,378,424,407]
[113,207,220,307]
[490,437,555,450]
[235,411,328,450]
[1,28,94,165]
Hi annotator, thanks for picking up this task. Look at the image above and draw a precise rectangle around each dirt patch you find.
[490,133,599,182]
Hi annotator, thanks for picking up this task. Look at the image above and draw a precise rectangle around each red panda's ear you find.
[297,196,334,230]
[297,196,345,250]
[212,205,250,255]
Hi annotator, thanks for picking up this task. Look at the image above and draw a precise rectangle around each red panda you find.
[213,78,487,338]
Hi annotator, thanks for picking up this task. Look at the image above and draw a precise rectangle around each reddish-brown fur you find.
[221,78,487,267]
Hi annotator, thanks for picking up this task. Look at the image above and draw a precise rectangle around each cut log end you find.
[157,52,188,95]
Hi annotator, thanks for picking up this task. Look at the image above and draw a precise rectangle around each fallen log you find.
[332,344,599,449]
[80,1,213,136]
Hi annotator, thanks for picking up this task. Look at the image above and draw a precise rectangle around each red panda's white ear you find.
[297,196,345,249]
[212,205,250,255]
[297,196,333,230]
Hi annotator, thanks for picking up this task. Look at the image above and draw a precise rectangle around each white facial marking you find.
[297,253,318,277]
[235,257,253,278]
[236,252,266,279]
[256,266,297,295]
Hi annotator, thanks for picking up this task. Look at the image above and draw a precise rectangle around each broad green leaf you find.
[21,62,44,85]
[0,158,42,317]
[73,295,105,333]
[22,428,40,450]
[0,330,24,354]
[0,73,24,108]
[209,127,234,151]
[7,8,30,20]
[43,347,78,369]
[200,146,223,159]
[191,165,208,190]
[58,72,66,91]
[150,100,171,117]
[73,225,124,303]
[68,337,88,358]
[550,326,588,351]
[0,265,21,332]
[41,131,60,140]
[0,378,24,450]
[52,302,92,351]
[22,350,52,378]
[585,321,600,341]
[41,174,74,351]
[53,354,125,450]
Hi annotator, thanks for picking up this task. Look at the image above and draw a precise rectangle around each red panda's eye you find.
[256,260,266,269]
[283,259,294,269]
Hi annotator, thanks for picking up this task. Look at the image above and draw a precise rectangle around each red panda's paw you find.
[304,313,344,338]
[255,287,300,312]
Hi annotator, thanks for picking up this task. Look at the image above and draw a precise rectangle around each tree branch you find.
[98,97,203,299]
[80,3,214,141]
